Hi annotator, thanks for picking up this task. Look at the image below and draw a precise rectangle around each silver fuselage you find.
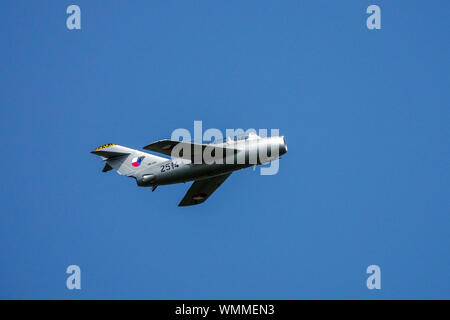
[135,136,287,187]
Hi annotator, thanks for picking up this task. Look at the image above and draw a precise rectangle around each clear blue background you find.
[0,0,449,299]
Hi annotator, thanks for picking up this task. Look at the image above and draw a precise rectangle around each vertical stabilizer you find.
[91,144,167,177]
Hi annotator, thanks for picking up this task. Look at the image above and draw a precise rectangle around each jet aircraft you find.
[91,133,287,206]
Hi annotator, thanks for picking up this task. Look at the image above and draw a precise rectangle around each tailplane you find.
[91,144,166,177]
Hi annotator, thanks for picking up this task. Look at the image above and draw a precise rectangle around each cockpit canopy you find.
[211,132,260,144]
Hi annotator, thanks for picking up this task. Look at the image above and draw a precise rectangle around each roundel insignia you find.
[131,157,142,167]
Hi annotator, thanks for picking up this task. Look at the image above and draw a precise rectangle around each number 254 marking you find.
[161,162,179,172]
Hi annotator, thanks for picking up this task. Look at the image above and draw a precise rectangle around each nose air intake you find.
[283,136,288,153]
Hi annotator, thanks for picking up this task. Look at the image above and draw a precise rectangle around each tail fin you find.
[91,144,166,177]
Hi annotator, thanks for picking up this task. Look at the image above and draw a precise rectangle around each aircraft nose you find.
[283,136,288,154]
[278,136,287,156]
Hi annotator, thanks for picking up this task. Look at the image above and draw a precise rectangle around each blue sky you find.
[0,1,449,299]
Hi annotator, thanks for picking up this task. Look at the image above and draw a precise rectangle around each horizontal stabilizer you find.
[102,163,113,172]
[91,143,167,177]
[91,144,130,158]
[91,150,130,158]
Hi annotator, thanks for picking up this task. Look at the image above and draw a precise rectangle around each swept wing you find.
[143,140,237,162]
[178,173,232,206]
